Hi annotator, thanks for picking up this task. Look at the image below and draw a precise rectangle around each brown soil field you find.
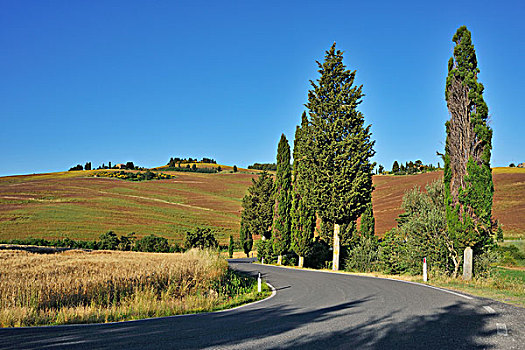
[372,167,525,238]
[1,167,523,243]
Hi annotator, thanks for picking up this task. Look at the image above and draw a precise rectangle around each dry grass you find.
[0,249,265,327]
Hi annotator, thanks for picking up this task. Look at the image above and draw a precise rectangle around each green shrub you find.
[184,227,218,250]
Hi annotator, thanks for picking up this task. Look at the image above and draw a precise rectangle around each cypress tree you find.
[305,43,375,270]
[239,218,252,257]
[272,134,292,265]
[392,161,399,174]
[240,171,275,243]
[359,202,375,237]
[291,112,316,267]
[444,26,494,278]
[228,235,234,258]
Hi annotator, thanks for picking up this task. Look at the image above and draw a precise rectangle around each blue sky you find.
[1,0,524,177]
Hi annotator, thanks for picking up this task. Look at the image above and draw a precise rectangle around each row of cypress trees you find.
[240,43,376,270]
[241,26,494,277]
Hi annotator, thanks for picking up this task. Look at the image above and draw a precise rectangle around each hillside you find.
[0,167,524,243]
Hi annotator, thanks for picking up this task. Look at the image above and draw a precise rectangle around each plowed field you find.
[1,167,523,243]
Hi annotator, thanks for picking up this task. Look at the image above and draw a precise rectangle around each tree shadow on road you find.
[0,295,499,349]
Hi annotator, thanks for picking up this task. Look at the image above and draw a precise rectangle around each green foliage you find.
[496,226,504,242]
[291,113,316,260]
[228,235,234,258]
[359,203,375,236]
[184,227,219,250]
[98,231,120,250]
[256,239,275,263]
[69,164,83,171]
[304,43,375,249]
[378,229,408,274]
[344,202,378,272]
[161,166,218,174]
[304,238,332,269]
[135,234,171,252]
[92,170,174,181]
[392,161,399,173]
[272,134,292,257]
[344,233,379,272]
[379,180,455,275]
[248,163,277,171]
[391,160,438,175]
[239,219,253,257]
[240,171,275,240]
[496,244,525,266]
[444,26,494,255]
[1,232,184,253]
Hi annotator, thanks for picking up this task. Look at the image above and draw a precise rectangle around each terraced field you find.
[0,167,523,243]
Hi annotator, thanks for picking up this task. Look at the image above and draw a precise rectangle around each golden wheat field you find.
[0,249,263,327]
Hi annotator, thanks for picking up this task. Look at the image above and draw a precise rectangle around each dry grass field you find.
[0,249,266,327]
[1,167,524,243]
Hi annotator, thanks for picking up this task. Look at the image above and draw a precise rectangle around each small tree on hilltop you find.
[392,161,399,174]
[305,43,375,270]
[233,165,238,172]
[272,134,292,265]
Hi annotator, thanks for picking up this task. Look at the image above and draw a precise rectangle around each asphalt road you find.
[1,259,523,349]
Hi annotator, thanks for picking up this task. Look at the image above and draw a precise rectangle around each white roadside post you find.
[257,272,262,293]
[423,257,428,282]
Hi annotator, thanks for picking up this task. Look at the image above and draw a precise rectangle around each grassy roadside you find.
[0,249,270,327]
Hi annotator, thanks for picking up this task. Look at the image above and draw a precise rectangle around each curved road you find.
[1,259,523,349]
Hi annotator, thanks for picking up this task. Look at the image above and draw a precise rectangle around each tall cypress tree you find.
[359,202,375,237]
[305,43,375,270]
[291,112,316,267]
[239,218,252,257]
[240,171,275,248]
[444,26,493,278]
[272,134,292,265]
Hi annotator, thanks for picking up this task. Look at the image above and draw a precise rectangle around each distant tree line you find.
[247,163,277,171]
[92,170,174,181]
[69,161,144,171]
[162,165,220,173]
[2,227,222,254]
[389,160,440,175]
[167,157,216,167]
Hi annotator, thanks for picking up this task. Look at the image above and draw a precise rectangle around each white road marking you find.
[496,323,508,336]
[483,305,496,314]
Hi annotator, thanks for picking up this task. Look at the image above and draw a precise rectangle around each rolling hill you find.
[0,167,523,243]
